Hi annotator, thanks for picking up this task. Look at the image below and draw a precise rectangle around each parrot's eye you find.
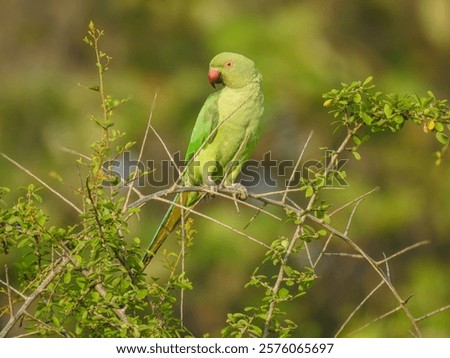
[224,60,233,68]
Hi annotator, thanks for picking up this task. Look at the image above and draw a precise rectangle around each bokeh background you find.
[0,0,449,337]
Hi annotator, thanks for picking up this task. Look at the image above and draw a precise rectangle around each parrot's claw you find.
[206,185,218,199]
[203,176,219,199]
[227,183,248,201]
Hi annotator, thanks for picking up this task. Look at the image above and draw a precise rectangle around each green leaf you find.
[363,76,373,85]
[136,289,148,300]
[434,122,444,132]
[436,132,449,145]
[352,150,361,160]
[384,103,393,118]
[278,288,290,299]
[352,135,362,145]
[63,272,72,284]
[361,113,373,125]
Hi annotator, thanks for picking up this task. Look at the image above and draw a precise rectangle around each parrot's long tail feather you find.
[142,192,199,266]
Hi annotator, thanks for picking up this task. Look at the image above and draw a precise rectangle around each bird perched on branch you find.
[143,52,264,266]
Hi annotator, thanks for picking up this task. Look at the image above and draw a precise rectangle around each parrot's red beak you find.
[208,68,222,88]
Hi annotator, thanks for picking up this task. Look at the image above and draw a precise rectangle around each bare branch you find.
[415,304,450,322]
[152,195,272,252]
[1,153,82,214]
[282,131,313,203]
[123,92,159,211]
[347,305,403,337]
[335,280,384,337]
[329,187,379,217]
[375,241,430,265]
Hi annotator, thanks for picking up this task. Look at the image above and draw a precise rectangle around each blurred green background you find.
[0,0,449,337]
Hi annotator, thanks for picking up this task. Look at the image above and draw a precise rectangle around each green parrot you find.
[143,52,264,265]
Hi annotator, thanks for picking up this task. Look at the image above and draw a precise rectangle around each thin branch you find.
[60,146,91,160]
[335,280,384,337]
[263,223,302,337]
[312,232,334,269]
[323,252,364,259]
[23,311,70,338]
[152,195,272,252]
[328,187,379,217]
[347,305,403,337]
[375,241,430,265]
[123,92,158,212]
[344,198,364,235]
[4,265,14,321]
[1,153,82,214]
[180,192,186,327]
[415,304,450,322]
[128,186,281,222]
[305,213,422,337]
[0,256,71,338]
[282,131,313,203]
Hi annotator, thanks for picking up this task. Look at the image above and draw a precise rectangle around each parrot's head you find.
[208,52,260,89]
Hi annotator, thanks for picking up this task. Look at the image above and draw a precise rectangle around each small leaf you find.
[361,113,373,125]
[136,289,148,300]
[435,121,444,132]
[436,132,449,145]
[363,76,373,85]
[278,288,290,299]
[63,272,72,284]
[384,103,393,118]
[323,98,333,107]
[426,120,435,131]
[352,150,361,160]
[352,135,362,146]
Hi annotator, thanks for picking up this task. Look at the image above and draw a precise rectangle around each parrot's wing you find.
[185,91,220,162]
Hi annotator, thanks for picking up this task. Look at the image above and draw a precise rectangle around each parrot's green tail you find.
[142,192,200,266]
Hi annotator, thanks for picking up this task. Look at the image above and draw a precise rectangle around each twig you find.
[4,265,14,321]
[305,213,422,337]
[180,192,186,327]
[0,256,71,338]
[347,305,403,337]
[344,198,364,235]
[328,187,379,217]
[60,146,91,160]
[282,131,313,203]
[23,311,70,338]
[1,153,82,214]
[152,195,272,252]
[263,223,302,337]
[323,252,363,259]
[335,280,384,337]
[375,241,430,265]
[123,92,158,212]
[129,186,281,222]
[415,304,450,322]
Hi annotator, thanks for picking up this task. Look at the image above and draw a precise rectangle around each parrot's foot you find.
[203,177,219,199]
[226,183,248,201]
